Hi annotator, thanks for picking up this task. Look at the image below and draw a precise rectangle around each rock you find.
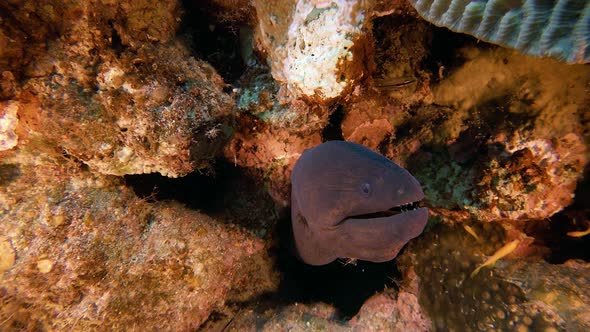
[208,290,430,331]
[0,163,277,330]
[495,259,590,332]
[0,101,18,151]
[405,49,589,222]
[0,236,15,274]
[226,65,327,206]
[3,0,233,177]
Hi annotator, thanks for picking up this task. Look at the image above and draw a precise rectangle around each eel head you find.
[291,141,429,265]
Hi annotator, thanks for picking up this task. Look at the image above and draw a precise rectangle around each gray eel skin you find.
[291,141,429,266]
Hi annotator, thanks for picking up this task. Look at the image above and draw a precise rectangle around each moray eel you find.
[291,141,429,266]
[409,0,590,63]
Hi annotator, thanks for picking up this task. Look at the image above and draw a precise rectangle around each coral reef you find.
[409,0,590,63]
[2,0,233,177]
[407,48,589,222]
[0,162,277,330]
[1,0,589,330]
[236,6,589,223]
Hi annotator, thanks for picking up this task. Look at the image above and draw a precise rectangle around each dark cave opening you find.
[179,0,248,83]
[274,216,401,319]
[125,163,229,214]
[421,22,497,83]
[124,159,279,236]
[421,26,479,82]
[125,159,401,319]
[526,165,590,264]
[322,105,345,141]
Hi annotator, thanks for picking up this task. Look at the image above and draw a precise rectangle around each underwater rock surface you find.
[1,0,589,330]
[0,163,277,330]
[200,290,431,331]
[1,0,233,177]
[253,0,372,102]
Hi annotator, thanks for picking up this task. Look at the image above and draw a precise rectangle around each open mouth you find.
[347,200,424,220]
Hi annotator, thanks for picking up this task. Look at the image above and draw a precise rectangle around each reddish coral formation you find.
[226,65,329,205]
[1,0,589,330]
[2,0,232,177]
[349,290,431,331]
[226,129,322,206]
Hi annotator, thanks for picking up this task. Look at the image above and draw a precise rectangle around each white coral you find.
[0,101,19,151]
[277,0,368,100]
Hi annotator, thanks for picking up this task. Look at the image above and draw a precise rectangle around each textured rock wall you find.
[0,163,277,330]
[1,0,589,330]
[0,1,277,330]
[1,0,233,177]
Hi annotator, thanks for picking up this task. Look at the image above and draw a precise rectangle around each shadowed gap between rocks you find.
[322,105,345,141]
[179,0,247,83]
[529,163,590,264]
[125,159,402,319]
[124,160,275,233]
[274,215,401,319]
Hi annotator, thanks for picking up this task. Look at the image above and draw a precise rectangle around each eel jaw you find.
[292,196,429,265]
[334,202,429,263]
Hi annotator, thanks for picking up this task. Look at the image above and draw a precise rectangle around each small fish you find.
[463,224,480,242]
[567,222,590,238]
[470,239,520,278]
[374,77,417,90]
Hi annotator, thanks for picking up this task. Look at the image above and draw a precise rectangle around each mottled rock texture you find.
[0,1,277,330]
[225,65,328,206]
[407,48,589,222]
[1,0,233,177]
[399,222,589,331]
[1,0,590,330]
[0,162,277,330]
[253,0,373,102]
[201,290,430,331]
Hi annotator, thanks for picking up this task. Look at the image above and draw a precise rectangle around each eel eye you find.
[361,182,371,197]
